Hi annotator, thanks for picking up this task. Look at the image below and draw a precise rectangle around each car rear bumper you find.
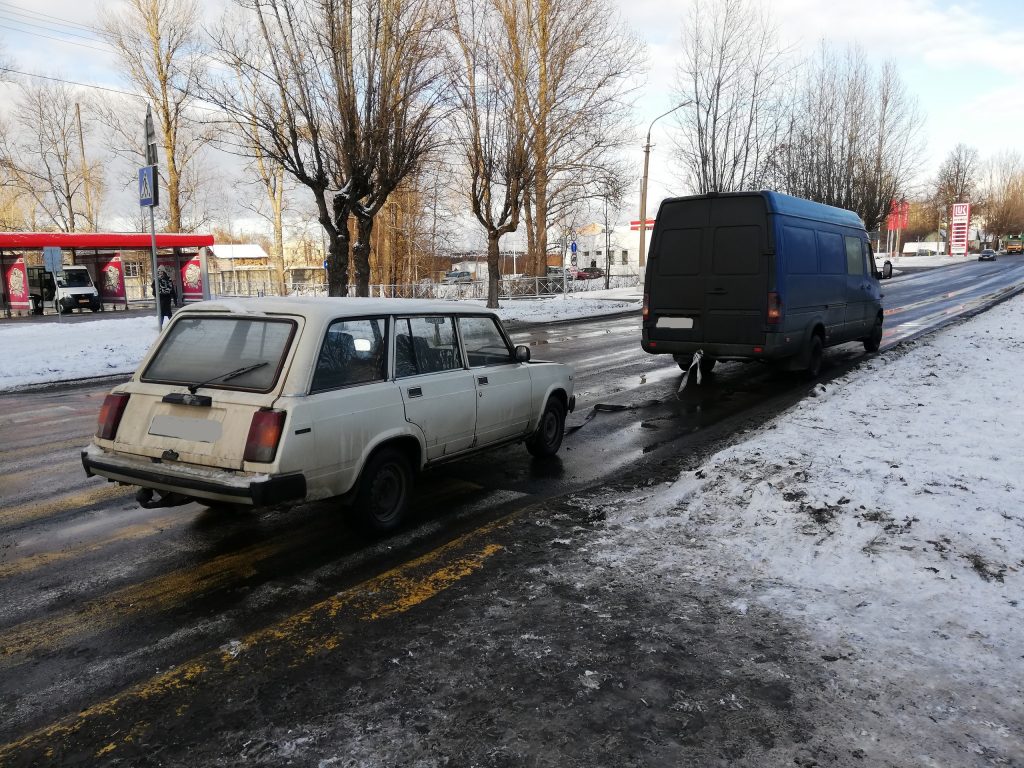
[641,331,798,361]
[81,443,306,507]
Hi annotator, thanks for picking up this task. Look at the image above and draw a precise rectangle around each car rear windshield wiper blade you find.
[187,362,269,394]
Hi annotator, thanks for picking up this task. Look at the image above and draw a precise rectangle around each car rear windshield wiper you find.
[187,361,269,394]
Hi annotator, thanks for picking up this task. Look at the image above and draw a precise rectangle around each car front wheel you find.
[526,398,566,458]
[864,316,883,352]
[354,448,412,534]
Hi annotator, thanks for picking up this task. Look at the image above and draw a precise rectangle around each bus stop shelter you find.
[0,232,214,316]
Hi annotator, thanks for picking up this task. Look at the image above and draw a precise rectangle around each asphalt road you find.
[1,256,1022,766]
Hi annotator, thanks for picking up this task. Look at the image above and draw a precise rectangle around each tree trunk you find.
[323,190,350,297]
[353,214,374,297]
[487,231,501,309]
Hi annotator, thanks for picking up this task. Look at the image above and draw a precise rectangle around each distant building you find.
[208,244,276,295]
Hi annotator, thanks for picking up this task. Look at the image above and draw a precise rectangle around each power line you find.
[0,21,112,54]
[0,66,145,99]
[0,0,103,34]
[0,11,106,43]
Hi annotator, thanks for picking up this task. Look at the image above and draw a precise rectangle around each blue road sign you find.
[570,241,577,253]
[138,165,159,207]
[43,246,62,274]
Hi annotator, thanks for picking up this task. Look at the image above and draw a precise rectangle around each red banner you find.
[886,200,909,231]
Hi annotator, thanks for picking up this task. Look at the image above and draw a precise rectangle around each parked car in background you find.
[441,270,473,284]
[978,249,997,261]
[82,298,576,533]
[579,266,604,279]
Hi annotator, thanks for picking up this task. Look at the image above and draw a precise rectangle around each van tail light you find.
[96,393,130,440]
[766,292,783,324]
[244,409,285,463]
[642,293,650,320]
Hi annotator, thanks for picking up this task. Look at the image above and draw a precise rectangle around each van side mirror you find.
[515,345,531,362]
[880,260,892,280]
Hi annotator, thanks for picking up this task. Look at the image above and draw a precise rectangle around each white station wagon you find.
[82,298,575,532]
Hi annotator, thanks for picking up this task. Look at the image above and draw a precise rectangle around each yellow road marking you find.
[0,517,510,761]
[0,483,134,528]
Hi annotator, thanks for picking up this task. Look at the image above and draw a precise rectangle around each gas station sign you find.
[949,203,971,256]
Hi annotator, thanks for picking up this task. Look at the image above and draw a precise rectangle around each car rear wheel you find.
[354,448,412,534]
[526,398,566,458]
[863,316,883,352]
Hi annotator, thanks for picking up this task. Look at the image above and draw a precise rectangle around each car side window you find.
[395,316,462,378]
[459,316,514,367]
[311,317,387,392]
[845,236,864,276]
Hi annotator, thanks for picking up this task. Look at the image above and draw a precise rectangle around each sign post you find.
[43,246,62,322]
[142,105,162,327]
[949,203,971,257]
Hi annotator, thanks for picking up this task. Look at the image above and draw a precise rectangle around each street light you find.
[638,100,692,272]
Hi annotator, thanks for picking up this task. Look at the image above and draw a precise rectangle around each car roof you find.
[177,296,497,321]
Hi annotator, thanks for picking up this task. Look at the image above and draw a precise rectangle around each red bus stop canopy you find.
[0,232,214,249]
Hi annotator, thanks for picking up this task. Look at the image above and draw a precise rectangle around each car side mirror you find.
[875,261,892,280]
[514,345,531,362]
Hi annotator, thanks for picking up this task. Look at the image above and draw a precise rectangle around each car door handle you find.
[477,376,488,385]
[407,386,422,398]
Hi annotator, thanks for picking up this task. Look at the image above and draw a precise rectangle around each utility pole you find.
[638,101,692,273]
[75,103,95,231]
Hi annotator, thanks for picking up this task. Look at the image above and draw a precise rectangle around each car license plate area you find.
[149,414,222,443]
[656,316,694,330]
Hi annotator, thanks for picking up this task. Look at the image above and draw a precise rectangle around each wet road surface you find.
[1,256,1022,765]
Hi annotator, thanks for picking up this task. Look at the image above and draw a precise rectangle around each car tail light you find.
[766,292,782,324]
[642,293,649,320]
[244,409,285,463]
[96,393,130,440]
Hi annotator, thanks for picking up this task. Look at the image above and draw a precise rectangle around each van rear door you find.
[646,194,772,348]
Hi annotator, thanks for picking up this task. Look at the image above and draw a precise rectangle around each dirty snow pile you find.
[594,296,1024,764]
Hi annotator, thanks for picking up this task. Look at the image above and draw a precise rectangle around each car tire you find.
[863,316,883,352]
[805,334,824,379]
[354,447,412,534]
[526,398,566,458]
[699,355,717,376]
[673,354,690,371]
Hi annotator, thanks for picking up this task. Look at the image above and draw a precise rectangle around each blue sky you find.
[0,0,1019,223]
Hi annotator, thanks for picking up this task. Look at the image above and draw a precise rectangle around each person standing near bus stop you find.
[153,266,178,329]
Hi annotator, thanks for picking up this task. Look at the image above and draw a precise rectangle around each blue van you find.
[641,191,886,377]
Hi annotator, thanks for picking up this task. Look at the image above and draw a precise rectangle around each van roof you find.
[659,191,865,230]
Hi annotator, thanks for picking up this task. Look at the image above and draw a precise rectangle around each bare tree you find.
[98,0,212,232]
[506,0,641,276]
[204,0,448,296]
[672,0,788,194]
[934,143,979,208]
[450,0,534,307]
[978,152,1024,239]
[0,80,104,232]
[770,47,923,231]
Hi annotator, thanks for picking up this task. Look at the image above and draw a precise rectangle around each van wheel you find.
[863,316,883,352]
[354,448,412,534]
[527,398,566,458]
[699,356,717,375]
[673,354,690,371]
[805,334,824,379]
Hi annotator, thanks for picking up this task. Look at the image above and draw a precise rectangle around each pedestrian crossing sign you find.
[138,165,159,207]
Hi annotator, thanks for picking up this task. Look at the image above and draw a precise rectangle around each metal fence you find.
[284,273,640,301]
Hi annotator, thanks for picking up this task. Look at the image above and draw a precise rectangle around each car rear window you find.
[142,316,296,392]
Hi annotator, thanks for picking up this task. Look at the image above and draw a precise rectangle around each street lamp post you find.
[638,101,692,272]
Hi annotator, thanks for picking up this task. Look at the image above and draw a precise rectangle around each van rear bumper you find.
[81,444,306,507]
[641,331,800,361]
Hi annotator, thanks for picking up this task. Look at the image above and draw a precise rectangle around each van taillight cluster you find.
[244,409,286,463]
[96,393,130,440]
[766,292,782,323]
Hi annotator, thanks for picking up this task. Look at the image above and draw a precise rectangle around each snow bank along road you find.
[0,258,1022,766]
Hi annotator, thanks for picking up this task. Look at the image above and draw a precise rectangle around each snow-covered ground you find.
[578,293,1024,764]
[0,291,641,391]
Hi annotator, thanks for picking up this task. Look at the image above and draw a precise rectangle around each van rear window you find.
[142,316,296,392]
[656,228,702,275]
[712,226,761,275]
